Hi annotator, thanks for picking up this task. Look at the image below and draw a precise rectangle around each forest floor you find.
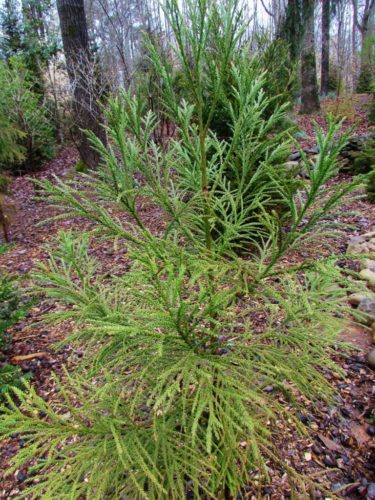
[0,95,375,498]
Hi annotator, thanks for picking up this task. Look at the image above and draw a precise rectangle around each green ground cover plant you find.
[0,273,31,399]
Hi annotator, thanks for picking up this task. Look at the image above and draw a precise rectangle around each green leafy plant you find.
[0,56,55,173]
[0,0,362,497]
[0,175,11,194]
[356,34,375,94]
[0,243,11,255]
[2,235,350,498]
[0,273,30,400]
[0,110,25,166]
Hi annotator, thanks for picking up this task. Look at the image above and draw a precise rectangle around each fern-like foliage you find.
[2,236,349,498]
[0,274,32,400]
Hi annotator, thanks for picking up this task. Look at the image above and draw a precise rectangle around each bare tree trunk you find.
[352,1,358,90]
[57,0,106,168]
[300,0,320,113]
[320,0,330,95]
[352,0,375,92]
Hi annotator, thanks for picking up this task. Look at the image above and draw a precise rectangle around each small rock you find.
[323,455,336,467]
[289,151,301,161]
[350,362,365,372]
[358,299,375,324]
[263,385,274,393]
[360,259,375,271]
[359,269,375,287]
[367,425,375,437]
[368,349,375,370]
[285,161,300,171]
[347,236,368,254]
[348,293,371,306]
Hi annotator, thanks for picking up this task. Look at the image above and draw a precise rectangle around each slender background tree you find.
[56,0,106,167]
[301,0,320,112]
[320,0,330,95]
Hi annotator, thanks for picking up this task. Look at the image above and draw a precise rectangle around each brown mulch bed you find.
[295,93,374,149]
[0,130,374,498]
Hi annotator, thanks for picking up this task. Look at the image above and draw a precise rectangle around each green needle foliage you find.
[2,240,349,498]
[0,57,55,172]
[0,0,363,497]
[0,273,31,399]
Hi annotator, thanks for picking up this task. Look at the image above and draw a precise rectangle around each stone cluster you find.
[339,132,375,174]
[347,230,375,369]
[285,146,319,178]
[285,131,375,178]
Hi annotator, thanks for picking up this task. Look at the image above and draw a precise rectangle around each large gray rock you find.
[289,151,301,161]
[347,236,369,255]
[360,259,375,271]
[348,293,373,306]
[359,269,375,287]
[285,161,300,171]
[358,298,375,324]
[368,349,375,370]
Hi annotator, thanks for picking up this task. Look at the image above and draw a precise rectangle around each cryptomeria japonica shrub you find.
[0,0,363,498]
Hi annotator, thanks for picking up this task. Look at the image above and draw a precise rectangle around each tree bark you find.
[300,0,320,113]
[352,0,375,93]
[276,0,305,61]
[320,0,330,95]
[56,0,106,168]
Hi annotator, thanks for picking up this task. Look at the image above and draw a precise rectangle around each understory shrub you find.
[0,106,25,167]
[356,34,375,94]
[0,0,364,497]
[327,61,343,95]
[324,95,359,125]
[366,168,375,202]
[0,274,30,399]
[0,175,11,194]
[352,138,375,174]
[0,57,55,173]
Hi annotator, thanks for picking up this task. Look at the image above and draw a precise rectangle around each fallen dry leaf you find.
[317,433,344,453]
[348,422,371,446]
